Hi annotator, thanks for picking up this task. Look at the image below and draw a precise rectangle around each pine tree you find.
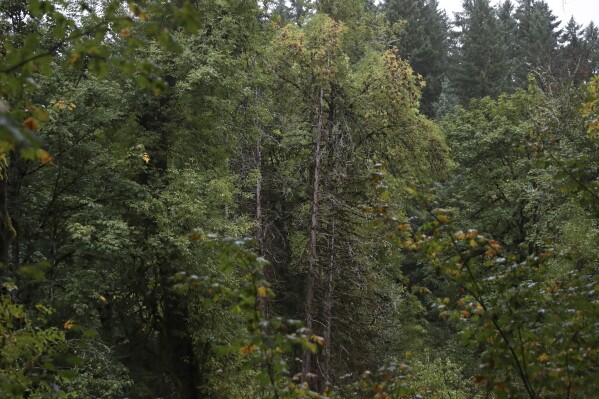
[383,0,450,116]
[497,0,519,92]
[289,0,314,25]
[451,0,509,102]
[584,22,599,77]
[514,0,561,84]
[558,16,586,82]
[263,13,449,389]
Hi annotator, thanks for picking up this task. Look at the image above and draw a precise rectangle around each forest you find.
[0,0,598,398]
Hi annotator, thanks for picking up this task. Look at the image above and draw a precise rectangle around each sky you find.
[437,0,599,27]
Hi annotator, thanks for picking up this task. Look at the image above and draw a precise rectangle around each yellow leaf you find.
[538,353,549,363]
[257,286,267,298]
[379,191,391,201]
[142,152,150,164]
[64,319,74,330]
[306,342,317,353]
[99,295,107,302]
[437,214,450,223]
[239,345,258,355]
[311,334,325,346]
[37,149,52,165]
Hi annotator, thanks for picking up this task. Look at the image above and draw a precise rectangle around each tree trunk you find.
[321,215,334,388]
[302,88,324,384]
[0,154,15,278]
[255,135,273,318]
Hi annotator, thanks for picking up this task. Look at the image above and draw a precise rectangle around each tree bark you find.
[321,215,334,387]
[0,154,15,278]
[302,87,324,384]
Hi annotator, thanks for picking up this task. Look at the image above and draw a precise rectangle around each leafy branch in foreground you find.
[173,233,424,399]
[392,186,599,399]
[173,234,323,399]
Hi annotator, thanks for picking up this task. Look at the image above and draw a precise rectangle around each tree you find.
[451,0,509,103]
[262,11,449,390]
[584,22,599,77]
[398,77,599,399]
[0,1,173,395]
[383,0,450,115]
[1,0,265,397]
[557,17,586,82]
[514,0,561,85]
[497,0,519,92]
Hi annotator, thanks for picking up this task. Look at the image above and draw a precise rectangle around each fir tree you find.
[584,22,599,76]
[384,0,450,115]
[558,16,586,82]
[452,0,509,102]
[497,0,519,92]
[514,0,561,84]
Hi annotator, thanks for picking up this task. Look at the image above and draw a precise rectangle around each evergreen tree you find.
[383,0,450,116]
[451,0,509,102]
[289,0,314,25]
[514,0,561,84]
[497,0,519,92]
[584,22,599,77]
[262,12,449,389]
[557,16,586,82]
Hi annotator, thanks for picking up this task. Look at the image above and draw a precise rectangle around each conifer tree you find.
[497,0,519,92]
[584,22,599,76]
[558,16,586,82]
[452,0,509,102]
[383,0,450,115]
[514,0,561,84]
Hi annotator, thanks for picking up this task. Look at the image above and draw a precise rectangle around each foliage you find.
[396,77,599,398]
[383,0,450,115]
[396,202,599,398]
[1,0,598,398]
[0,296,70,398]
[174,236,323,399]
[451,0,510,102]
